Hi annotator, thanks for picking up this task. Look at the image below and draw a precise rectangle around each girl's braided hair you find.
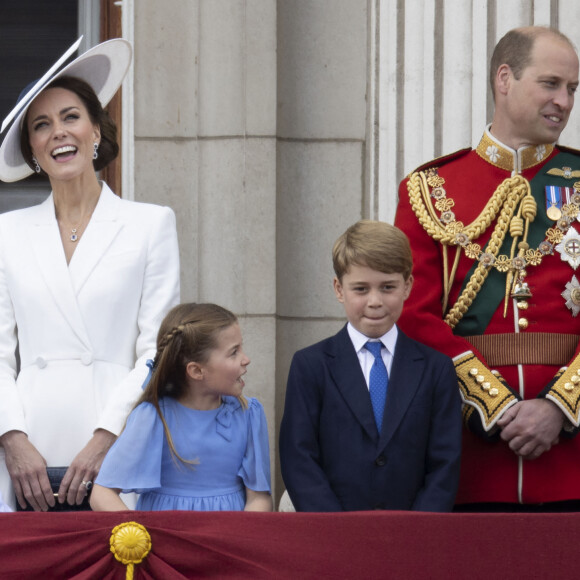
[135,302,242,466]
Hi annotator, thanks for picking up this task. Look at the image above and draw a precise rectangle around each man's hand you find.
[497,399,564,460]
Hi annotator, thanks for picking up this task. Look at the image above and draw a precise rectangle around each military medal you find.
[545,185,563,220]
[547,205,562,220]
[563,275,580,317]
[556,225,580,270]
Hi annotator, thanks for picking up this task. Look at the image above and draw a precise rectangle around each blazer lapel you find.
[68,183,123,295]
[378,331,423,449]
[326,326,379,441]
[27,195,92,347]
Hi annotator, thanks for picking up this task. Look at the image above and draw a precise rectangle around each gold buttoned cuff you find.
[545,356,580,427]
[455,352,519,431]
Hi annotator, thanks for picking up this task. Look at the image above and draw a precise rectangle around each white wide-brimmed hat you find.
[0,36,132,183]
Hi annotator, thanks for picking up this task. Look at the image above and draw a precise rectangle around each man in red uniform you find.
[395,26,580,510]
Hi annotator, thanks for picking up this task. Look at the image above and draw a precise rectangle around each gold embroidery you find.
[455,352,518,431]
[546,355,580,427]
[547,167,580,179]
[475,132,553,171]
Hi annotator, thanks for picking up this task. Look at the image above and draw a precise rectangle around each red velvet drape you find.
[1,510,578,579]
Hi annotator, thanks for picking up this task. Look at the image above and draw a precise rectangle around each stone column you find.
[134,0,278,494]
[275,0,370,500]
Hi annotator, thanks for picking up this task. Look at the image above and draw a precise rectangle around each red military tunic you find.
[395,127,580,504]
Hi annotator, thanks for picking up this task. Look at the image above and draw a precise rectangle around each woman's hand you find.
[0,430,54,511]
[58,428,116,506]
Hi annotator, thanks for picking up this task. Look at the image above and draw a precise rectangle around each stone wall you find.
[130,0,580,504]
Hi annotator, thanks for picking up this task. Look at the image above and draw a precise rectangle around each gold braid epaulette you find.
[545,353,580,427]
[406,171,525,243]
[455,352,518,431]
[407,172,531,328]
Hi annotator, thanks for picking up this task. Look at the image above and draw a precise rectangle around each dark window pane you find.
[0,0,78,208]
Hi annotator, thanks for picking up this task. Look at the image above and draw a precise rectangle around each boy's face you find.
[334,264,413,339]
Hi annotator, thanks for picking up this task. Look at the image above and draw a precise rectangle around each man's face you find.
[500,34,579,147]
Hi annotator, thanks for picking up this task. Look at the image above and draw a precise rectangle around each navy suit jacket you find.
[279,324,462,512]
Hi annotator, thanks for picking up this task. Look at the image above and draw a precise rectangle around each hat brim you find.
[0,37,132,183]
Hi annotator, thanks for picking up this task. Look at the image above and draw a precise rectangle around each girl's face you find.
[26,87,100,183]
[196,323,250,399]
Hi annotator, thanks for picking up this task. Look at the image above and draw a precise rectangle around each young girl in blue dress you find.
[91,303,272,511]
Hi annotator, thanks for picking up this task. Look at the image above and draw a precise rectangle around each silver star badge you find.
[556,225,580,270]
[563,275,580,317]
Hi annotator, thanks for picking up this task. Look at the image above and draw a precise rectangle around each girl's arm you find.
[90,483,129,511]
[244,488,273,512]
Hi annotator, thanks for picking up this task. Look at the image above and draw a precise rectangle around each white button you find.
[35,356,47,369]
[80,353,93,365]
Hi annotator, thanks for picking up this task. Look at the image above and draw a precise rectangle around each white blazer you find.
[0,183,180,507]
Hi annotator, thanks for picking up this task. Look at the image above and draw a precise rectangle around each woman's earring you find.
[93,142,99,160]
[32,156,41,174]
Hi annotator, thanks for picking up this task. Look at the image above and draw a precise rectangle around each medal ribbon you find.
[546,185,562,212]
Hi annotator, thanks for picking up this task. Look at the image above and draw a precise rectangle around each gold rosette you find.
[110,521,152,580]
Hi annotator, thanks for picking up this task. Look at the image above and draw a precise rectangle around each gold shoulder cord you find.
[407,172,531,430]
[407,172,531,328]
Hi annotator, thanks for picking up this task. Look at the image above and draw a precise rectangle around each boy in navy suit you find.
[279,220,462,511]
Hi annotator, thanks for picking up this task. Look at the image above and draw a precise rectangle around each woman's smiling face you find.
[26,87,100,183]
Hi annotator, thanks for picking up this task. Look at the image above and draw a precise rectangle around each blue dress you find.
[95,396,271,511]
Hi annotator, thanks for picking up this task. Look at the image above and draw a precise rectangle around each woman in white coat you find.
[0,38,180,511]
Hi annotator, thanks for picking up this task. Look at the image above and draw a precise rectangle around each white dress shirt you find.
[346,322,398,391]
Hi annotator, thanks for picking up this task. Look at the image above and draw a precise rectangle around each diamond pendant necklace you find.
[58,197,99,243]
[67,214,87,242]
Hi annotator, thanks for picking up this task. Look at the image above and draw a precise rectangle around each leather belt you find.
[464,333,579,367]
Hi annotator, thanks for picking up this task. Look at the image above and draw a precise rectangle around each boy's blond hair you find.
[332,220,413,281]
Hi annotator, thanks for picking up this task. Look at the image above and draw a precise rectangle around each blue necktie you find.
[365,341,388,433]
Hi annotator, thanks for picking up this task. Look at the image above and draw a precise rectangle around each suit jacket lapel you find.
[326,326,379,441]
[68,183,123,295]
[379,331,423,450]
[27,195,92,348]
